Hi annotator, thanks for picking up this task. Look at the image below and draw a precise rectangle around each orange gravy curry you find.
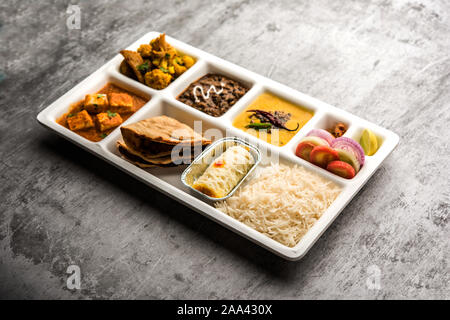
[57,83,148,142]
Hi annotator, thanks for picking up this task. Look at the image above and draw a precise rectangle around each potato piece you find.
[137,44,152,58]
[182,55,195,68]
[144,69,172,90]
[95,111,123,132]
[67,110,94,131]
[109,93,135,113]
[84,93,109,113]
[173,60,187,76]
[119,60,137,80]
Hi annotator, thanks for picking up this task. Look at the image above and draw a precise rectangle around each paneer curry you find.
[119,34,195,90]
[57,83,148,142]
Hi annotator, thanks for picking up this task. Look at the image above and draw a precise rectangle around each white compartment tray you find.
[37,31,399,260]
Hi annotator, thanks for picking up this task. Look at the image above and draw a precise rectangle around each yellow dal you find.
[233,93,314,146]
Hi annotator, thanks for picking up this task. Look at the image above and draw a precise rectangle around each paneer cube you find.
[95,111,123,132]
[109,93,134,113]
[84,93,109,113]
[66,110,94,131]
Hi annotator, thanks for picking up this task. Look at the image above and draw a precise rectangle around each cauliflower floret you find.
[137,44,152,58]
[150,34,173,59]
[182,55,195,68]
[159,59,168,70]
[144,69,172,90]
[165,47,177,60]
[173,59,187,76]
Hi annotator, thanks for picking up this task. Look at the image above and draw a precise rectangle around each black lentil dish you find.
[177,74,248,117]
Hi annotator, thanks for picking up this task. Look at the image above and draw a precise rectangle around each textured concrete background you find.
[0,0,449,299]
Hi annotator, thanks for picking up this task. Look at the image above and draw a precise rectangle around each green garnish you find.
[174,57,183,65]
[67,114,75,118]
[165,53,170,58]
[100,133,107,138]
[159,67,169,73]
[107,110,117,118]
[247,109,299,131]
[97,94,105,98]
[246,122,272,130]
[137,61,150,73]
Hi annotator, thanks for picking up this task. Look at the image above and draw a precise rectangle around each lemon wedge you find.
[360,129,378,156]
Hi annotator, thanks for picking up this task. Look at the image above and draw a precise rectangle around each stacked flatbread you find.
[117,115,211,168]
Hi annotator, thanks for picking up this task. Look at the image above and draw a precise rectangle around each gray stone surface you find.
[0,0,449,299]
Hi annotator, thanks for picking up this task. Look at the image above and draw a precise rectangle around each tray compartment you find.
[111,32,204,93]
[49,72,153,144]
[283,108,378,181]
[311,112,352,138]
[346,125,385,158]
[171,60,257,118]
[210,153,347,250]
[286,108,353,144]
[229,87,318,148]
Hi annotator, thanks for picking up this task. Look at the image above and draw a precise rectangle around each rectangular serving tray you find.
[37,31,399,260]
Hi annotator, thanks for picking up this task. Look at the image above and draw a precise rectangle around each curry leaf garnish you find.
[67,113,75,118]
[174,57,184,65]
[107,110,117,118]
[159,67,169,73]
[137,61,150,73]
[247,109,299,131]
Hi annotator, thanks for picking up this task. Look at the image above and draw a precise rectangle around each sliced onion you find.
[331,137,365,167]
[300,136,330,147]
[336,148,360,172]
[306,129,335,145]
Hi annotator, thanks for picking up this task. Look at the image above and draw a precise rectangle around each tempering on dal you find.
[233,93,314,146]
